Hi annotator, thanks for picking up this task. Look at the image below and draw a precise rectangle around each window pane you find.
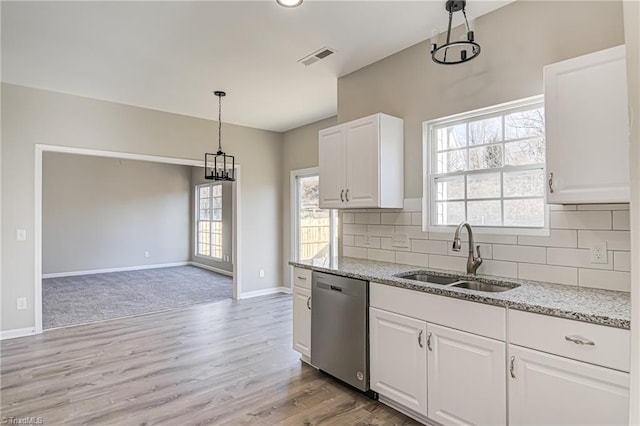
[199,199,210,210]
[504,199,544,227]
[199,186,210,198]
[505,108,545,140]
[435,176,465,200]
[468,200,502,226]
[469,144,503,170]
[198,222,210,233]
[298,175,331,261]
[199,209,210,220]
[504,169,544,197]
[212,185,222,196]
[435,201,465,225]
[437,124,467,151]
[212,209,222,221]
[198,244,210,256]
[505,138,545,166]
[213,197,222,209]
[469,116,502,146]
[437,150,467,173]
[467,172,501,199]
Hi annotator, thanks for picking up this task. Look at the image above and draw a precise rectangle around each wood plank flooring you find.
[1,294,420,425]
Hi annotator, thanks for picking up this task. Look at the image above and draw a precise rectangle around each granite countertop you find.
[289,256,631,329]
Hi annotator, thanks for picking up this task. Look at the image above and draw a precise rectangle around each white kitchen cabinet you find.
[427,323,506,426]
[292,284,311,358]
[370,307,427,416]
[545,45,630,203]
[318,113,403,209]
[509,344,629,425]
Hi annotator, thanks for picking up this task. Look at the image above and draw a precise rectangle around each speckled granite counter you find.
[289,257,631,329]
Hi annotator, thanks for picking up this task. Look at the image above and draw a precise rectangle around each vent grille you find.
[298,47,336,67]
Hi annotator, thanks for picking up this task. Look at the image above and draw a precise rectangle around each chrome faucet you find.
[452,221,483,275]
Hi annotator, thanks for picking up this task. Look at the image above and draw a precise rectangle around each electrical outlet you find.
[391,232,409,248]
[363,232,372,246]
[17,297,27,310]
[590,242,608,264]
[259,269,265,278]
[16,229,27,241]
[144,251,150,258]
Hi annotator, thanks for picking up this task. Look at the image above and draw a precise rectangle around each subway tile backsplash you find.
[341,199,631,292]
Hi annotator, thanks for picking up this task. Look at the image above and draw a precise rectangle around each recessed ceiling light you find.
[276,0,303,8]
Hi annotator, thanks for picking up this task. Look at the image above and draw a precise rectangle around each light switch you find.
[16,229,27,241]
[391,232,409,248]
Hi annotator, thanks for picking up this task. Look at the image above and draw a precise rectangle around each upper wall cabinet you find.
[545,45,630,204]
[318,113,404,209]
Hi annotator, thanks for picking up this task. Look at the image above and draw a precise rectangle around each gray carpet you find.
[43,266,232,329]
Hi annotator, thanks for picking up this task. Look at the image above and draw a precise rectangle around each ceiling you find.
[1,0,511,132]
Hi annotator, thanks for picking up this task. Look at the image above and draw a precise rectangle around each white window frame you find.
[195,182,224,260]
[422,95,549,236]
[290,167,338,262]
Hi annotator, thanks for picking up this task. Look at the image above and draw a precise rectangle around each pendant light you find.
[276,0,303,7]
[431,0,480,65]
[205,91,235,181]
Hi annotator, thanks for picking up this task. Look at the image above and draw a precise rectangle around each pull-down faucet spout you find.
[452,221,483,275]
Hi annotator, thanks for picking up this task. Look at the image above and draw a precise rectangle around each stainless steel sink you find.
[396,273,459,285]
[451,281,516,292]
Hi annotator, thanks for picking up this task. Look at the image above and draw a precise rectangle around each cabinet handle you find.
[565,335,595,346]
[340,189,345,202]
[418,330,424,348]
[297,276,307,281]
[306,297,311,310]
[426,332,433,351]
[548,172,554,194]
[345,189,350,202]
[510,356,516,379]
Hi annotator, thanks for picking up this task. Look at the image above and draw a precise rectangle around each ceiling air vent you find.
[298,47,336,67]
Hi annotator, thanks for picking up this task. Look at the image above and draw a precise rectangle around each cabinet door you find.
[345,115,379,208]
[427,323,506,426]
[545,45,629,203]
[509,345,629,425]
[318,125,346,209]
[292,286,311,357]
[370,307,427,415]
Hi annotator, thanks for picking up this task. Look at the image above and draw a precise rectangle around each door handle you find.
[418,330,424,348]
[329,285,343,292]
[510,356,516,379]
[340,189,344,202]
[426,332,433,351]
[306,297,311,310]
[345,189,350,202]
[548,172,554,194]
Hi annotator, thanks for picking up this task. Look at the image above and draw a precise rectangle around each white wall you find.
[1,83,283,332]
[42,152,191,274]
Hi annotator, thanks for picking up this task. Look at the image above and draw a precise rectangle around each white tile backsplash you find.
[341,198,630,292]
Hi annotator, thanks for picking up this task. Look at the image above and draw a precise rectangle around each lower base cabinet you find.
[427,324,506,425]
[292,286,311,357]
[370,307,427,415]
[509,345,629,425]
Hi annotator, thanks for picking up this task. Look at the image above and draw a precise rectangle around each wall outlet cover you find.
[17,297,27,310]
[590,242,608,264]
[259,269,265,278]
[144,251,150,258]
[16,229,27,241]
[391,232,409,248]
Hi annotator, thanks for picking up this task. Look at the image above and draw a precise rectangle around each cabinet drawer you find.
[508,309,630,372]
[293,267,312,289]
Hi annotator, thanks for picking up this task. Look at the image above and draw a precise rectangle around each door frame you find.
[34,144,242,333]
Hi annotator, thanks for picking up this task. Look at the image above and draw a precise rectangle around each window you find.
[424,96,546,233]
[292,169,337,261]
[196,183,223,259]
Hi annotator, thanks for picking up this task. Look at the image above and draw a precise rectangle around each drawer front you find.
[508,309,630,372]
[370,282,506,341]
[293,267,312,289]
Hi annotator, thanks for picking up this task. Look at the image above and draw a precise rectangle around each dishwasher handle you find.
[330,285,343,292]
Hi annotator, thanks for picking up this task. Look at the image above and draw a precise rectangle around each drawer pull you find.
[306,297,311,310]
[510,356,516,379]
[565,335,595,346]
[297,276,307,281]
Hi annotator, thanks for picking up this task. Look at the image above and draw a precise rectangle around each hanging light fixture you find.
[431,0,480,65]
[205,91,235,181]
[276,0,303,8]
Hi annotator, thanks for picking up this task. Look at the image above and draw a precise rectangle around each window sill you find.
[426,225,550,237]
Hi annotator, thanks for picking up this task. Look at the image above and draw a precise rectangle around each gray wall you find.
[42,152,191,274]
[1,83,282,331]
[191,167,233,273]
[337,0,625,199]
[281,116,336,287]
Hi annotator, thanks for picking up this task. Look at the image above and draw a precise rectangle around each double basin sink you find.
[395,272,519,293]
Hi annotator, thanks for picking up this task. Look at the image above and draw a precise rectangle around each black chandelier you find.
[205,91,235,181]
[431,0,480,65]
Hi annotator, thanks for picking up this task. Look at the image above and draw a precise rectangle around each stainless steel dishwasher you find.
[311,271,371,394]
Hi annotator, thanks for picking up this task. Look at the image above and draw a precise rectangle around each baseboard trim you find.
[0,327,37,341]
[378,395,431,425]
[190,262,233,277]
[239,286,291,299]
[42,262,191,279]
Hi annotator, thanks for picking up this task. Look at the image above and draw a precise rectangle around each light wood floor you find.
[1,294,420,425]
